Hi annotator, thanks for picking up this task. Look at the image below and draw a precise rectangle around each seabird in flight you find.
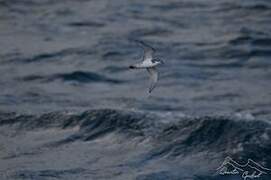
[129,41,164,93]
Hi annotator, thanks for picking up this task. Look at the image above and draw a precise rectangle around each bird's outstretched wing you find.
[147,67,158,93]
[136,40,155,62]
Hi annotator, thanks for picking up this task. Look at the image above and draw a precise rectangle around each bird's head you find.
[152,58,164,65]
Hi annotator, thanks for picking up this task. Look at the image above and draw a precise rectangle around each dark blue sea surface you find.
[0,0,271,179]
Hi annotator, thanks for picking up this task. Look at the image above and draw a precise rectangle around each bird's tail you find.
[129,65,136,69]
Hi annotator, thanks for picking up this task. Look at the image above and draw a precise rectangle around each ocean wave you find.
[1,109,271,179]
[229,35,271,47]
[67,21,105,28]
[4,48,92,64]
[19,71,124,84]
[1,109,270,157]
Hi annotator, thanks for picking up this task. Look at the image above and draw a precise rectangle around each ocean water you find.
[0,0,271,179]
